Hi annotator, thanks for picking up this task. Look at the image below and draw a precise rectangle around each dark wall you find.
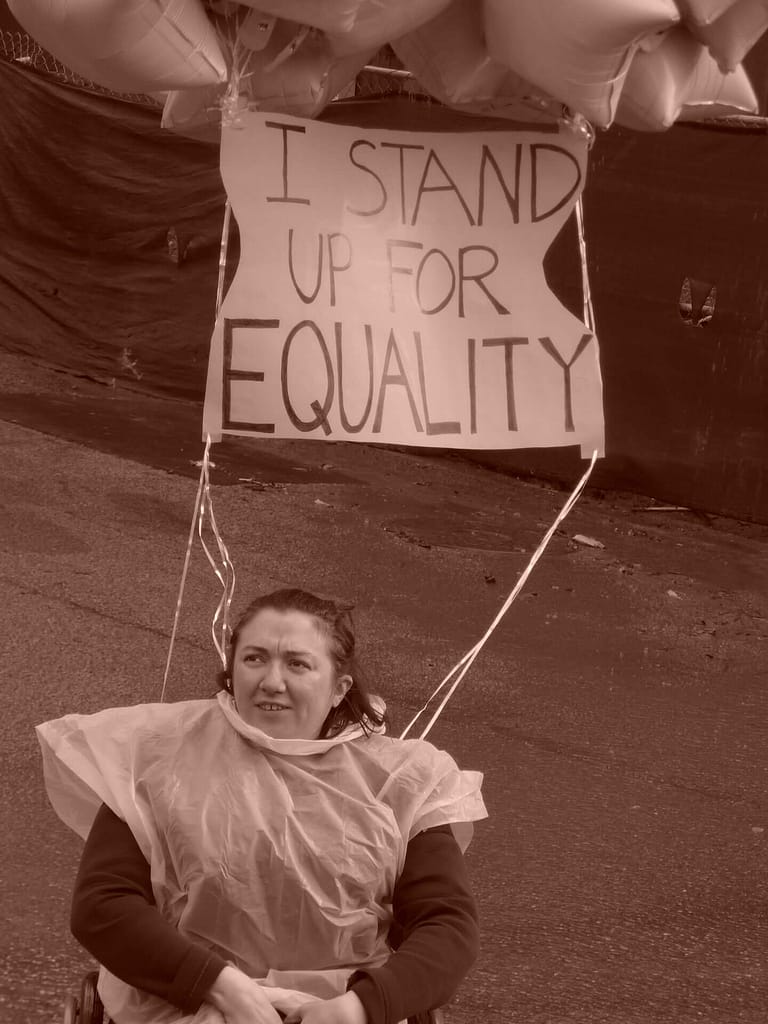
[489,121,768,522]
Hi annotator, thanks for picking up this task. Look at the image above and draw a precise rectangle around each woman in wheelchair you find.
[39,589,486,1024]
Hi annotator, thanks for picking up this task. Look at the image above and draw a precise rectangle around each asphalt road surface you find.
[1,355,766,1024]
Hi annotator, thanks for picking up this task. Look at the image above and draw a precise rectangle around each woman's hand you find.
[284,991,368,1024]
[206,965,283,1024]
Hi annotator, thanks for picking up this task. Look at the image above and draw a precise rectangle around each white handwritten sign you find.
[203,111,604,454]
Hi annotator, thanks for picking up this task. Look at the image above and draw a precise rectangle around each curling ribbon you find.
[399,449,599,743]
[160,435,236,699]
[400,172,601,742]
[197,438,237,667]
[161,194,237,698]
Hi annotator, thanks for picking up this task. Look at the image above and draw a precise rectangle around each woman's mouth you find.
[256,703,290,711]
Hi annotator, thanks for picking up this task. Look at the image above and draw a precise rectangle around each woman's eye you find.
[290,660,310,671]
[243,653,264,664]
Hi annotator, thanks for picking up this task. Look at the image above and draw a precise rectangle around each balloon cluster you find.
[10,0,765,139]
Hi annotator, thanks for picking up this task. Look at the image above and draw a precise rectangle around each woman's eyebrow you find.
[240,644,314,659]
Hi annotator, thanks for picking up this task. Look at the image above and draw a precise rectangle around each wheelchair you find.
[63,970,444,1024]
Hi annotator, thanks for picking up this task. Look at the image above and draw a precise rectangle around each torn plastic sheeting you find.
[679,276,717,326]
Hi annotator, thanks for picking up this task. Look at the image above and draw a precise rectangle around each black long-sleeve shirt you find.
[71,804,479,1024]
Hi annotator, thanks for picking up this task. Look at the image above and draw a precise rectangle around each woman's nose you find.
[260,661,285,692]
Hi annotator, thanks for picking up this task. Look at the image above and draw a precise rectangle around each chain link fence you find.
[1,25,764,130]
[0,28,162,107]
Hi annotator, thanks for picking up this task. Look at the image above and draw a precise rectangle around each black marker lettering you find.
[335,322,374,433]
[381,141,425,225]
[281,320,334,432]
[327,233,352,307]
[482,336,528,431]
[222,318,277,433]
[477,144,522,225]
[265,121,310,205]
[414,331,460,435]
[411,149,475,227]
[468,337,477,435]
[415,248,455,315]
[347,140,387,216]
[458,246,510,317]
[386,239,423,313]
[287,229,323,304]
[372,330,424,434]
[538,333,593,431]
[530,144,582,223]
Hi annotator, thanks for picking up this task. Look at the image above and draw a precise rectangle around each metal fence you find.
[2,26,764,131]
[0,28,161,106]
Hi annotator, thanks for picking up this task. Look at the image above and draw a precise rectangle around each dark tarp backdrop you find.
[0,60,226,399]
[0,43,766,522]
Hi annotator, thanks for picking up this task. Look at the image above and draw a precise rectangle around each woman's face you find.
[230,608,352,739]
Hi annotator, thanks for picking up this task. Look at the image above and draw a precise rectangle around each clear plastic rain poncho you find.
[37,692,487,1024]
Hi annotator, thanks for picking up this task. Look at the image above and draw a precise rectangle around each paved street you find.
[1,355,766,1024]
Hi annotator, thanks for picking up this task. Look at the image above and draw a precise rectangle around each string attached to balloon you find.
[160,198,237,700]
[160,436,236,702]
[215,201,232,315]
[400,171,601,741]
[197,439,237,668]
[560,106,598,334]
[399,449,598,742]
[576,196,596,334]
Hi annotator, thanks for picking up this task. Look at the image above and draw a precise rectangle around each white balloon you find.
[162,16,373,141]
[8,0,227,93]
[616,25,758,128]
[483,0,681,126]
[230,0,451,51]
[675,0,743,25]
[325,0,452,55]
[162,85,224,143]
[226,0,361,35]
[683,0,768,71]
[393,0,562,123]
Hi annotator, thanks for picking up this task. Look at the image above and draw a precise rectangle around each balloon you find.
[616,25,758,128]
[678,58,758,117]
[229,0,452,53]
[162,85,225,144]
[326,0,454,56]
[8,0,227,94]
[482,0,682,126]
[392,0,563,123]
[224,0,367,34]
[675,0,743,24]
[683,0,768,72]
[162,14,373,141]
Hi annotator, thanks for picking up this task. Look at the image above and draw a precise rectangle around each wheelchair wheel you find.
[79,972,105,1024]
[62,993,78,1024]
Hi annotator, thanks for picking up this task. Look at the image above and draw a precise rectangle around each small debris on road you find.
[639,505,690,512]
[573,534,605,549]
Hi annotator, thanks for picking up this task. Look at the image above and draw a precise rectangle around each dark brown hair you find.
[218,588,387,738]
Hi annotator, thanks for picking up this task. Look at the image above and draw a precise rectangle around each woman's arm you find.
[347,824,480,1024]
[73,808,478,1024]
[70,803,228,1013]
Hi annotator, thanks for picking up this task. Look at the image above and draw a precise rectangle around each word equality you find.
[222,317,594,438]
